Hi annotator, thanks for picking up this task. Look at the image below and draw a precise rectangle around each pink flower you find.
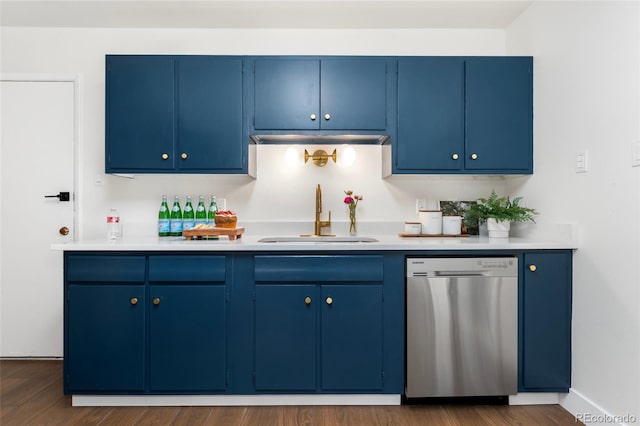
[344,196,354,204]
[354,195,363,201]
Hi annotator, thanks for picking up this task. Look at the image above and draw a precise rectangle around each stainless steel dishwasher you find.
[406,257,518,398]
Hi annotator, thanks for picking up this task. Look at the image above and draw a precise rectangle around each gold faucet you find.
[313,184,333,237]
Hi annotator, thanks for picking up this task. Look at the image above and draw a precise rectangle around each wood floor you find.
[1,360,581,426]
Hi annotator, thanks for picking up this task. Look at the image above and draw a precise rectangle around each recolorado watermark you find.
[575,413,637,423]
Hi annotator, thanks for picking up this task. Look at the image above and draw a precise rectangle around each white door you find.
[0,80,75,357]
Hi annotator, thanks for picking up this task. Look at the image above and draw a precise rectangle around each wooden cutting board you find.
[182,227,245,240]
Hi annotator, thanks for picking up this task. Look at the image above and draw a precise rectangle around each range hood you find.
[249,134,390,144]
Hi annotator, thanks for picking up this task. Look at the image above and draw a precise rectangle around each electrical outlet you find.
[416,198,427,214]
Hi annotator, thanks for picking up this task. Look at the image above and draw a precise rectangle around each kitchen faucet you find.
[313,184,333,237]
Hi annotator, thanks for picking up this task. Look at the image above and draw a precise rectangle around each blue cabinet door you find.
[321,285,384,391]
[520,251,572,391]
[149,285,226,391]
[396,57,464,171]
[321,58,387,130]
[253,57,387,131]
[254,285,317,391]
[177,57,244,171]
[254,59,320,130]
[465,57,533,172]
[66,285,145,392]
[106,56,175,171]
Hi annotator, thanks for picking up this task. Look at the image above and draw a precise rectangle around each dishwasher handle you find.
[434,271,488,277]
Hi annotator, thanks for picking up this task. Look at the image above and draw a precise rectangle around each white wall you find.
[506,1,640,422]
[1,27,509,239]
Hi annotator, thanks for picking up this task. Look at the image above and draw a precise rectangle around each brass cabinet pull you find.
[470,153,478,160]
[181,153,188,159]
[529,264,537,272]
[324,113,331,121]
[153,298,161,305]
[326,297,333,305]
[310,114,317,121]
[452,153,459,160]
[130,297,138,305]
[161,153,169,160]
[59,226,70,236]
[305,296,312,305]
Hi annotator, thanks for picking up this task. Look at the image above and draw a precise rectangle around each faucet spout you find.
[313,184,333,237]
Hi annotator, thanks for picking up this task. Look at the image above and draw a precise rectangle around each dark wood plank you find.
[134,406,181,425]
[205,406,246,426]
[90,406,147,426]
[171,406,214,425]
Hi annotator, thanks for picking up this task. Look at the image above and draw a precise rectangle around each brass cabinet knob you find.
[181,153,188,159]
[326,297,333,305]
[529,264,537,272]
[471,153,478,160]
[59,226,70,236]
[305,296,312,305]
[324,113,331,121]
[161,153,169,160]
[130,298,138,305]
[310,114,317,121]
[153,298,161,305]
[452,153,459,160]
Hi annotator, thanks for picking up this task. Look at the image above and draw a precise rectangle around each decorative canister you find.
[442,216,463,235]
[418,210,442,235]
[404,222,422,235]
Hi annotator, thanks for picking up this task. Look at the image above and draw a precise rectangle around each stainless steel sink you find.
[258,236,378,243]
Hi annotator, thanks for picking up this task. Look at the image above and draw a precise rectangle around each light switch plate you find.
[632,142,640,167]
[416,198,427,214]
[94,173,105,186]
[575,151,588,173]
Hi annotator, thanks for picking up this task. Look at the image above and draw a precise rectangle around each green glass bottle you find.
[207,195,218,226]
[158,195,170,237]
[195,195,207,226]
[169,195,183,236]
[183,195,195,231]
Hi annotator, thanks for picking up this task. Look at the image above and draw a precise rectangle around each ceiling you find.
[0,0,533,29]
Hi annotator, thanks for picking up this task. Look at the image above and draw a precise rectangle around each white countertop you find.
[51,234,577,252]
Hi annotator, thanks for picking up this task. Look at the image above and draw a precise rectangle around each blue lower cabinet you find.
[66,284,145,392]
[149,285,226,391]
[254,284,385,393]
[254,285,317,391]
[520,251,572,392]
[321,285,383,391]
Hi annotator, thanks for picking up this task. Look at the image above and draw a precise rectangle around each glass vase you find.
[349,212,357,236]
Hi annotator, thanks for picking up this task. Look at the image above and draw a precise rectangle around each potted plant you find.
[464,190,538,238]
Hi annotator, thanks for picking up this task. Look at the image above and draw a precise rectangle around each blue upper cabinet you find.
[392,56,533,175]
[253,57,387,131]
[106,56,175,171]
[465,57,533,172]
[176,57,244,171]
[396,57,465,172]
[106,55,246,174]
[254,59,320,130]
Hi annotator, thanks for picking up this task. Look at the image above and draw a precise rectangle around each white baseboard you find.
[560,389,638,426]
[72,394,401,407]
[508,393,559,405]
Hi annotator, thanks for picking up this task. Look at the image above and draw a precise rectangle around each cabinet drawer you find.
[255,255,383,282]
[149,255,225,282]
[66,255,145,283]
